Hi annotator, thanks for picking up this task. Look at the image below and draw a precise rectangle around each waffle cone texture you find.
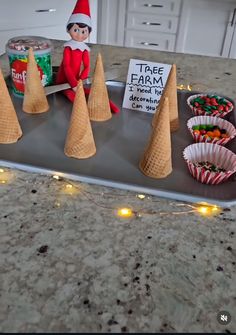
[152,64,179,132]
[23,48,49,114]
[0,68,22,143]
[88,53,112,121]
[164,64,179,131]
[140,97,172,178]
[64,80,96,159]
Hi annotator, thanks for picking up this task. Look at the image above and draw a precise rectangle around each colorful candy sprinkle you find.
[193,161,226,173]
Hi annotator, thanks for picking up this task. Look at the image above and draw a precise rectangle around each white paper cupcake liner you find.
[187,94,234,118]
[183,143,236,184]
[187,115,236,146]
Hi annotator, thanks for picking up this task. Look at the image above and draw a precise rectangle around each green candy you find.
[198,99,205,105]
[207,124,214,130]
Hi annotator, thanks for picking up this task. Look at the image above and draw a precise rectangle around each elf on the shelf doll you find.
[56,0,119,113]
[56,0,91,102]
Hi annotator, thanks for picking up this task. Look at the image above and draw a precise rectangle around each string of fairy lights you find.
[0,167,223,218]
[0,82,225,218]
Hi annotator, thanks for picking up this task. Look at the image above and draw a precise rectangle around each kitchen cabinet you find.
[98,0,182,52]
[0,0,98,55]
[97,0,236,58]
[175,0,236,58]
[125,0,181,51]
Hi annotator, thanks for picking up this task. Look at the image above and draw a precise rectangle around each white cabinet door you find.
[97,0,126,46]
[176,0,236,57]
[229,24,236,58]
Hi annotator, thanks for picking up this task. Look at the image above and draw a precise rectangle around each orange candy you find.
[206,131,214,137]
[213,129,221,138]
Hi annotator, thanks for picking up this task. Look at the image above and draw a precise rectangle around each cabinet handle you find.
[140,42,159,46]
[35,8,56,13]
[231,8,236,26]
[143,4,163,8]
[142,22,161,26]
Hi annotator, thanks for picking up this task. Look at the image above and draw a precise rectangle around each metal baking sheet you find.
[0,81,236,207]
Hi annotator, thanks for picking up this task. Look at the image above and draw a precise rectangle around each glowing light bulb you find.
[197,206,209,215]
[0,169,14,185]
[196,203,221,216]
[62,183,79,196]
[137,194,146,200]
[117,208,134,218]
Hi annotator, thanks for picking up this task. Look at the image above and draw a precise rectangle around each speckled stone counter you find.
[0,40,236,333]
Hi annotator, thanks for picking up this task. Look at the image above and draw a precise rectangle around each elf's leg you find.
[83,87,120,114]
[62,89,75,102]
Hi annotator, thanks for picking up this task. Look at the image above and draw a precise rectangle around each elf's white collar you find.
[64,40,90,51]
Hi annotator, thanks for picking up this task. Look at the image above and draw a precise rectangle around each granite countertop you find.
[0,40,235,333]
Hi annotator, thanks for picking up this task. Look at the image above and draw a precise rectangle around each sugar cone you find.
[151,65,179,131]
[163,64,179,132]
[64,80,96,159]
[88,53,112,121]
[152,95,163,129]
[23,48,49,114]
[139,97,172,178]
[0,68,22,143]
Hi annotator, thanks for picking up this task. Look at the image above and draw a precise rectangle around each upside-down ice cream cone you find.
[163,64,179,132]
[0,68,22,143]
[140,97,172,178]
[152,94,164,129]
[23,47,49,114]
[64,80,96,159]
[88,53,112,121]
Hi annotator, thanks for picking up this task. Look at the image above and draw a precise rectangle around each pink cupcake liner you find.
[187,94,234,118]
[183,143,236,185]
[187,115,236,146]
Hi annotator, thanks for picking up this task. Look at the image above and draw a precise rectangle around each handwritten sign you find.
[122,59,172,113]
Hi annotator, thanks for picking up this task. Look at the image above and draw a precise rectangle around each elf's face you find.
[69,24,89,42]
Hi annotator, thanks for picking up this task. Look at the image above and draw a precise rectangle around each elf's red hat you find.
[67,0,92,29]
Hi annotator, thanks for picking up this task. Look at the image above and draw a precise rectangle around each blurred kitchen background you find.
[0,0,236,58]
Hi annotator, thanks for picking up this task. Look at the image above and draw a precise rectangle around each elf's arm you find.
[80,50,90,80]
[62,47,78,88]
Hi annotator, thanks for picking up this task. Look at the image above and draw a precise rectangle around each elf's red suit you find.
[56,40,90,102]
[56,40,119,113]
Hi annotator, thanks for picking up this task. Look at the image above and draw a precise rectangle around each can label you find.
[8,52,53,97]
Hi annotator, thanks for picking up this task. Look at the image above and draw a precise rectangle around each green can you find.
[6,36,53,97]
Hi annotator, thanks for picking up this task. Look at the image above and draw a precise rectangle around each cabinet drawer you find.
[127,13,179,33]
[0,0,76,30]
[128,0,181,15]
[125,30,176,51]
